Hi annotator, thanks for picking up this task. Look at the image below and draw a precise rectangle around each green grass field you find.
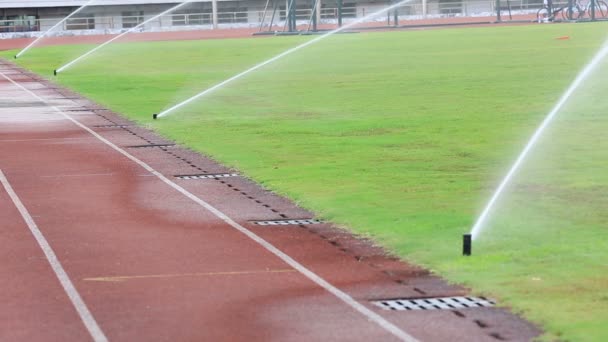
[5,23,608,341]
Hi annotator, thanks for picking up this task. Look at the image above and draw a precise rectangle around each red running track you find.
[0,60,540,341]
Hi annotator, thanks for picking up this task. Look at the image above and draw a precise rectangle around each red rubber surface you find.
[0,59,540,341]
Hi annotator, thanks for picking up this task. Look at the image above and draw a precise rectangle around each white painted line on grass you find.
[0,70,418,342]
[0,170,108,342]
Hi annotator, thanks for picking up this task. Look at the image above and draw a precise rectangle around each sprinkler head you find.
[152,114,158,120]
[53,70,57,76]
[463,234,472,256]
[14,55,17,59]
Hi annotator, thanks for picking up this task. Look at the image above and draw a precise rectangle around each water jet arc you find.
[155,0,414,118]
[55,0,194,74]
[16,0,96,59]
[469,39,608,241]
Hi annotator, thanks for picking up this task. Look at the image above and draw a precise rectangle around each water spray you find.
[469,38,608,244]
[153,0,414,119]
[16,0,96,59]
[54,0,195,74]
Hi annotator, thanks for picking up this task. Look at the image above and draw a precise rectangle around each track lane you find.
[0,170,107,342]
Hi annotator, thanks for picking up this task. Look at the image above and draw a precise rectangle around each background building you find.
[0,0,538,35]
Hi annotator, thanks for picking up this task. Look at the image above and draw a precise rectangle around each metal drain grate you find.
[254,219,323,226]
[127,144,175,148]
[372,296,495,311]
[93,124,131,128]
[63,108,97,112]
[175,173,238,180]
[62,108,109,112]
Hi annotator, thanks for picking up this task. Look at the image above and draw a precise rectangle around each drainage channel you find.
[253,219,323,226]
[93,124,132,128]
[128,144,175,149]
[63,108,110,112]
[372,296,495,311]
[175,173,238,180]
[62,108,99,113]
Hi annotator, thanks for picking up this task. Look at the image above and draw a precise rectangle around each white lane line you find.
[0,170,108,342]
[0,70,418,342]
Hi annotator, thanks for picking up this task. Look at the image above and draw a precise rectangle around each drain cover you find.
[254,219,322,226]
[63,108,100,112]
[127,144,175,148]
[372,296,495,311]
[93,124,131,128]
[175,173,238,180]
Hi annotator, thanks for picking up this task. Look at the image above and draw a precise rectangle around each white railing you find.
[0,1,546,34]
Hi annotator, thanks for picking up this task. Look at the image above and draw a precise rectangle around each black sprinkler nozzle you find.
[463,234,472,256]
[153,114,158,120]
[14,55,17,59]
[53,69,57,76]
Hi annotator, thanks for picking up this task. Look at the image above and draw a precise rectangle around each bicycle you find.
[562,0,608,19]
[537,2,567,22]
